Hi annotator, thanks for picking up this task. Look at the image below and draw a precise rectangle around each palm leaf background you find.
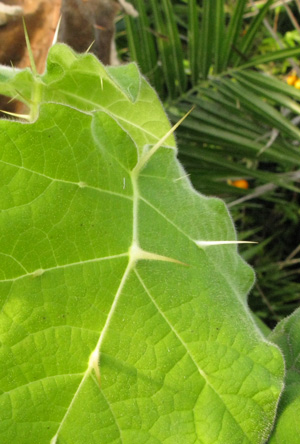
[118,0,300,325]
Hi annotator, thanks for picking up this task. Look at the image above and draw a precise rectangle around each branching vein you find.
[0,252,128,283]
[50,258,133,444]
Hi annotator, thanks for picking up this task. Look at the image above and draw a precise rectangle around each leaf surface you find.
[0,45,284,444]
[268,308,300,444]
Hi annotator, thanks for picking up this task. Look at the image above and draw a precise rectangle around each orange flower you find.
[228,179,249,189]
[287,74,297,86]
[294,79,300,89]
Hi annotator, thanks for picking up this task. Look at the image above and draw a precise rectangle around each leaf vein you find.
[0,252,129,283]
[0,159,132,201]
[50,259,132,443]
[2,373,85,396]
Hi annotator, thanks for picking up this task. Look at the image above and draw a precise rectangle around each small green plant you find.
[0,44,298,444]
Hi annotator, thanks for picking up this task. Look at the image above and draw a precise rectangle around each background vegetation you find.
[116,0,300,327]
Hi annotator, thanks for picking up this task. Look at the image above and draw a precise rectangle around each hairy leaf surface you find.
[269,308,300,444]
[0,45,284,444]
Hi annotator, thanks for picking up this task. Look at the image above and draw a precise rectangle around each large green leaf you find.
[0,45,284,443]
[268,308,300,444]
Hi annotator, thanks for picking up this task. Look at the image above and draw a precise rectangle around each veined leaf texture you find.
[0,45,284,444]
